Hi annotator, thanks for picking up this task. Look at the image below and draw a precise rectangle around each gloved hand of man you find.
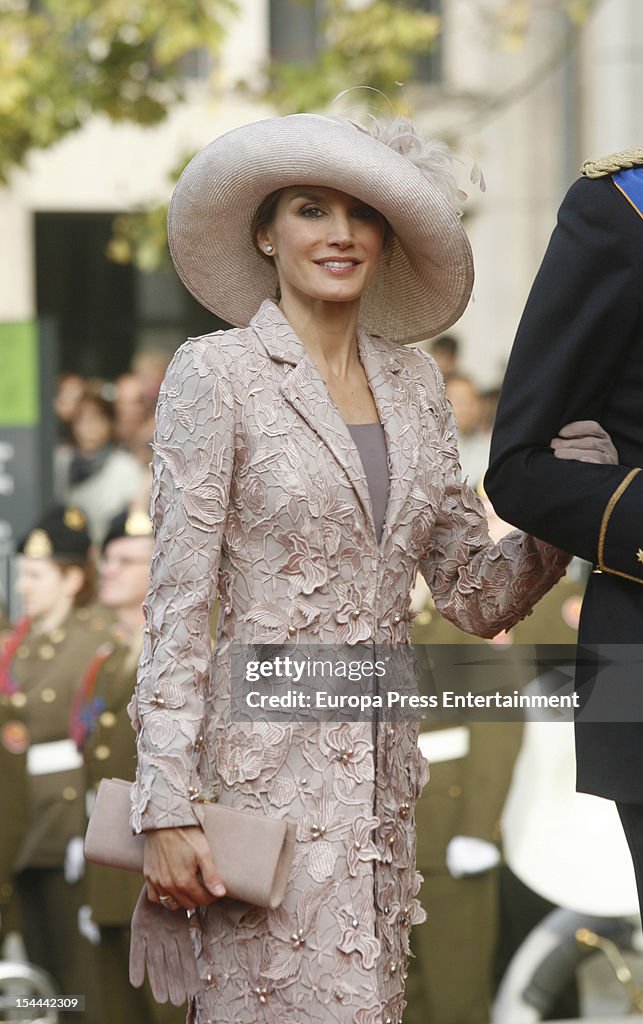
[129,885,201,1005]
[446,835,501,878]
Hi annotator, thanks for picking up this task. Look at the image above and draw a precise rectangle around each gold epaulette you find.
[581,147,643,179]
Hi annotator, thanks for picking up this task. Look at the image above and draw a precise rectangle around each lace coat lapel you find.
[253,301,420,544]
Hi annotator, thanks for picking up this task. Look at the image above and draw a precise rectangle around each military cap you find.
[101,509,153,552]
[17,506,91,561]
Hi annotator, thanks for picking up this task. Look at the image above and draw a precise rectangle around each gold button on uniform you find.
[448,785,462,799]
[50,628,66,644]
[62,787,77,802]
[38,644,56,661]
[99,711,117,728]
[94,745,111,760]
[41,688,56,703]
[10,692,27,708]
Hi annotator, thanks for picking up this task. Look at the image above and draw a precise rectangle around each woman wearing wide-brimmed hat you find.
[126,114,611,1023]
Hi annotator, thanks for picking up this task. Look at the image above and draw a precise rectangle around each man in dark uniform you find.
[73,509,185,1024]
[485,148,643,916]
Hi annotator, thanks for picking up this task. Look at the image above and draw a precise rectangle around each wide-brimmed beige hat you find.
[168,114,474,344]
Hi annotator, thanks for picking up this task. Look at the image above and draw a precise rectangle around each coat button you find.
[41,688,56,703]
[99,711,116,728]
[94,745,110,760]
[448,785,462,798]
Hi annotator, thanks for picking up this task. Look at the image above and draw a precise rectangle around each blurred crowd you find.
[52,349,171,545]
[423,334,499,488]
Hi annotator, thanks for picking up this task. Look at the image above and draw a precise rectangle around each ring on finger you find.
[159,894,179,910]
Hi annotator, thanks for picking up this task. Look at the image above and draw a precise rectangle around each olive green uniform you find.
[3,606,112,1023]
[80,640,186,1024]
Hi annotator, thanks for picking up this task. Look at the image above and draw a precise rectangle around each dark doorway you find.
[36,212,136,379]
[35,212,227,380]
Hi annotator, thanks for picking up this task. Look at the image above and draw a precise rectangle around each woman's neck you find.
[279,295,361,380]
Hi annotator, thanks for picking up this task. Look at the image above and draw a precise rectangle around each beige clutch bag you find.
[84,777,295,909]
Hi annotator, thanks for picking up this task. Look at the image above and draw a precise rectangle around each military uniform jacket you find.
[129,300,569,1024]
[485,161,643,801]
[2,607,112,870]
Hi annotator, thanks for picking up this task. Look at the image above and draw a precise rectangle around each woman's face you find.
[257,186,386,309]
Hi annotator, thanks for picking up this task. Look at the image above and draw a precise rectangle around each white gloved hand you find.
[78,905,101,945]
[446,835,500,878]
[65,836,86,884]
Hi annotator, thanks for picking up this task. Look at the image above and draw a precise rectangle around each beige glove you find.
[129,885,201,1005]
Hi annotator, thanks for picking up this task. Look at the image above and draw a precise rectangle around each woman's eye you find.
[299,205,323,217]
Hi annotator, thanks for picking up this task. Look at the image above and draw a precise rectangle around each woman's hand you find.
[551,420,618,464]
[144,825,227,911]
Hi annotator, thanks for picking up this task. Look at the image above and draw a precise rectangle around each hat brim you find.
[168,114,474,344]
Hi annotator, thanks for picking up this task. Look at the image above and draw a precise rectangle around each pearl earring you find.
[265,244,274,255]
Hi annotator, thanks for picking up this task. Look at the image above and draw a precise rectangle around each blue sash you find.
[614,166,643,220]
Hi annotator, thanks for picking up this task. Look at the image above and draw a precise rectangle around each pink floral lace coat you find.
[129,300,569,1024]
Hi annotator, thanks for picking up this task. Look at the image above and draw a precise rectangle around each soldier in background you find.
[405,471,587,1024]
[71,509,185,1024]
[406,599,524,1024]
[494,572,585,1021]
[407,573,587,1024]
[0,506,112,1022]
